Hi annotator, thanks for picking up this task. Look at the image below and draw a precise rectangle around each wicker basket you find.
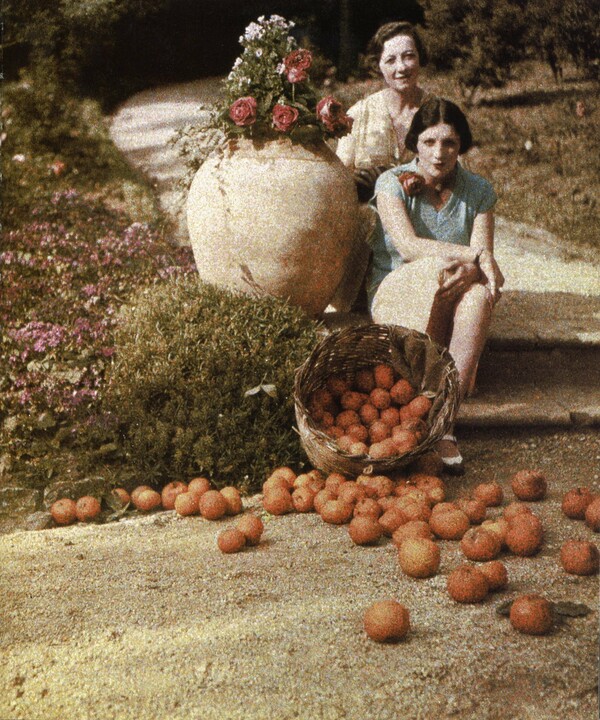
[294,323,460,476]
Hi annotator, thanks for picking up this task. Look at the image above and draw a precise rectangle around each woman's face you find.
[416,123,461,181]
[378,35,420,94]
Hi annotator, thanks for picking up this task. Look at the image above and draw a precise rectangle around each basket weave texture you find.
[294,323,460,476]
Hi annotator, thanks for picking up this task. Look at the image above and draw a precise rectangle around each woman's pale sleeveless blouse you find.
[336,89,430,170]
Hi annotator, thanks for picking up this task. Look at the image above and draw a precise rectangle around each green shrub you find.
[104,278,321,492]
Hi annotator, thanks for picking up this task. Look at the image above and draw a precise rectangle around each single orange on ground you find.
[134,489,162,512]
[561,487,595,519]
[50,498,78,526]
[161,481,188,510]
[584,497,600,531]
[111,488,130,507]
[292,486,316,513]
[353,497,383,520]
[447,564,489,603]
[262,487,293,516]
[236,514,264,545]
[75,496,101,522]
[320,499,354,525]
[429,507,470,540]
[348,516,382,545]
[198,489,228,520]
[510,470,548,501]
[217,528,246,554]
[220,486,243,515]
[364,600,410,643]
[460,527,502,561]
[398,537,440,578]
[174,491,199,516]
[503,501,534,522]
[559,540,599,575]
[480,560,508,591]
[472,482,504,507]
[505,517,543,556]
[509,594,553,635]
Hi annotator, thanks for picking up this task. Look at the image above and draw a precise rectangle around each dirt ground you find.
[1,427,599,720]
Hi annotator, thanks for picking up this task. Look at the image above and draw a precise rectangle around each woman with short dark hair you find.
[368,97,504,472]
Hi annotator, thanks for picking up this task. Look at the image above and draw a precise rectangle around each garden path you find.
[109,79,600,428]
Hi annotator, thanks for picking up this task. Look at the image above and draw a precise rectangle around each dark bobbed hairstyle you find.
[366,21,428,69]
[405,97,473,155]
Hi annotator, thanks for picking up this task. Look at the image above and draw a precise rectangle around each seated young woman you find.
[367,97,504,472]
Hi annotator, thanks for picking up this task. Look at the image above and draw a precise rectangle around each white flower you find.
[239,35,244,43]
[12,154,26,163]
[255,49,263,57]
[257,15,265,23]
[524,139,533,151]
[233,57,242,69]
[244,22,263,41]
[276,63,285,74]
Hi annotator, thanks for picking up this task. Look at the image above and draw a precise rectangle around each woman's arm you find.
[469,210,504,304]
[377,192,480,263]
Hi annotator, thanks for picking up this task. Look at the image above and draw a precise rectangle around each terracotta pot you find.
[186,137,358,316]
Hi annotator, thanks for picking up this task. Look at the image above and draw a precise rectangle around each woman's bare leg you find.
[449,282,493,403]
[435,283,493,473]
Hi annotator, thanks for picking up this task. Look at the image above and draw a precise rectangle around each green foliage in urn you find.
[104,278,321,492]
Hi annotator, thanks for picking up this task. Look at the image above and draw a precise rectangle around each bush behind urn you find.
[104,278,321,492]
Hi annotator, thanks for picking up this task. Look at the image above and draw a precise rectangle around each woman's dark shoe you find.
[435,434,465,475]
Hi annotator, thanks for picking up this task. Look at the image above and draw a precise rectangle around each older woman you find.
[331,21,431,311]
[368,97,504,472]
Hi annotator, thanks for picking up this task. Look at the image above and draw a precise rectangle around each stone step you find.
[458,347,600,428]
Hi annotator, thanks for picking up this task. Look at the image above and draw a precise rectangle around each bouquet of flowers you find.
[215,14,353,143]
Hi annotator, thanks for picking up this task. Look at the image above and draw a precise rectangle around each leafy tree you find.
[422,0,527,103]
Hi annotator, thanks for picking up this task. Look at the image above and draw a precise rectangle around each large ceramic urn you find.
[186,137,359,317]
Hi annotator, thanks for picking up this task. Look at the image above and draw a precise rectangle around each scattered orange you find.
[509,594,553,635]
[198,490,228,520]
[161,481,188,510]
[559,540,600,575]
[364,600,410,643]
[174,492,199,516]
[236,514,264,546]
[217,528,246,554]
[75,496,101,522]
[511,470,548,501]
[398,537,441,578]
[447,564,489,603]
[50,498,78,526]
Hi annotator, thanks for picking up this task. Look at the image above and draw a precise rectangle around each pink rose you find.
[315,96,353,137]
[398,171,425,196]
[229,96,257,127]
[272,104,299,133]
[284,49,312,85]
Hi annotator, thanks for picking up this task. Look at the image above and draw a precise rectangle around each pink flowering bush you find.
[1,185,196,472]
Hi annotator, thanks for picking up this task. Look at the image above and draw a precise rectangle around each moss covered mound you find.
[105,278,321,492]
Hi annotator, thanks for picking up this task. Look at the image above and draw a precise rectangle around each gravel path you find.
[2,428,599,720]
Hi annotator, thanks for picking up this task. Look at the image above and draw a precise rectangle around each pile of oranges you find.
[259,462,599,641]
[47,458,600,644]
[307,364,433,459]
